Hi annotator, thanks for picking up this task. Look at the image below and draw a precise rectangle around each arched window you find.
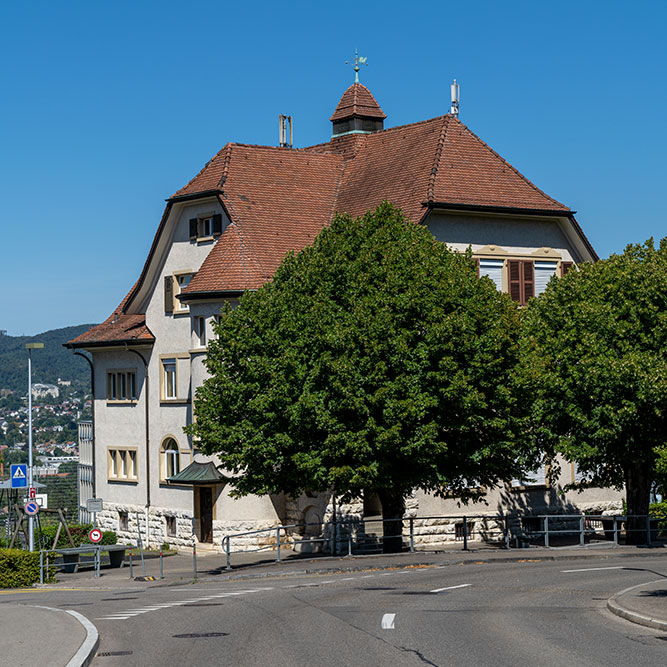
[161,438,180,480]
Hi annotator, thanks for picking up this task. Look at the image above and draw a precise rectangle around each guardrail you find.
[221,514,510,569]
[220,512,667,569]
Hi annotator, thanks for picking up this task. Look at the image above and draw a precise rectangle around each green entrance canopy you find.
[167,461,228,485]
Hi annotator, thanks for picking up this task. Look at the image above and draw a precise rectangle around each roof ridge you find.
[217,144,234,188]
[173,143,232,197]
[427,116,450,202]
[451,117,569,210]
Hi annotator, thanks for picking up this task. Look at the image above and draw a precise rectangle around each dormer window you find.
[189,214,223,241]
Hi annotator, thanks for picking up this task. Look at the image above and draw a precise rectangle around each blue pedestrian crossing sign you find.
[10,464,28,488]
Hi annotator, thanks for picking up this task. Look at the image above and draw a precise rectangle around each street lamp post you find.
[26,343,43,551]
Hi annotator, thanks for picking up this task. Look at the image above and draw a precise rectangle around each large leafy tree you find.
[189,203,526,551]
[520,239,667,542]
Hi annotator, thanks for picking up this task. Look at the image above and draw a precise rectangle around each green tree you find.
[520,239,667,543]
[189,203,528,551]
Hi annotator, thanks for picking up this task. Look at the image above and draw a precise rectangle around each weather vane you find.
[346,48,367,84]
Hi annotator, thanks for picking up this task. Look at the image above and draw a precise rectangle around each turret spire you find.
[346,48,367,84]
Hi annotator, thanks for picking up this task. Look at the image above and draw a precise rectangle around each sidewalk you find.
[4,542,667,665]
[0,603,97,667]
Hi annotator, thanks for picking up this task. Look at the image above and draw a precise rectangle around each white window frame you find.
[162,359,177,399]
[194,316,207,348]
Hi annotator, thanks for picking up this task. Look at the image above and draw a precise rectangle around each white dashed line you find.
[561,566,625,573]
[381,613,396,629]
[430,583,471,593]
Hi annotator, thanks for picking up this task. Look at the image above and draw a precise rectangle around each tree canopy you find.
[519,238,667,540]
[189,203,527,547]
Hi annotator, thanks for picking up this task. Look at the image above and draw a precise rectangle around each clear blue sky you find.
[1,0,665,336]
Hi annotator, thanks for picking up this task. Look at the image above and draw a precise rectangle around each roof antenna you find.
[450,79,460,117]
[278,114,293,148]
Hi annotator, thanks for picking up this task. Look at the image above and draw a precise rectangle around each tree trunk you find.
[378,490,405,554]
[625,464,652,545]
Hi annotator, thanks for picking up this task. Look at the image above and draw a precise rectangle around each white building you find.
[68,81,621,550]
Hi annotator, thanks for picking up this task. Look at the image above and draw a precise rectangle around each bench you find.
[54,544,133,573]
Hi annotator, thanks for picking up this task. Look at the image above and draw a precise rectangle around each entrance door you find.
[199,487,213,543]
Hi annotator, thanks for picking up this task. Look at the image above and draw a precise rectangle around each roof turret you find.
[330,83,386,138]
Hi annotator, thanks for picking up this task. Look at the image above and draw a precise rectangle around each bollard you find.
[462,516,468,551]
[647,515,652,547]
[409,518,415,553]
[129,547,133,579]
[225,537,232,571]
[276,526,281,563]
[159,548,164,579]
[348,530,352,556]
[579,515,585,546]
[95,547,101,578]
[40,550,44,585]
[613,516,618,546]
[544,516,549,548]
[193,541,197,579]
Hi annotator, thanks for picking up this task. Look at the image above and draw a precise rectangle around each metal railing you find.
[221,514,510,569]
[220,512,667,569]
[517,513,667,548]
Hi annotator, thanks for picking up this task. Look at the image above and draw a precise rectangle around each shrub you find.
[0,549,55,588]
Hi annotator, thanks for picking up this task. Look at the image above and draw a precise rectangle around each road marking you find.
[381,613,396,629]
[561,566,626,573]
[98,588,267,620]
[430,583,471,593]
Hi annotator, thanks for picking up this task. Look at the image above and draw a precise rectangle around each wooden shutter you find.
[189,218,198,240]
[522,260,534,303]
[164,275,174,314]
[508,260,521,303]
[212,213,223,236]
[560,261,574,277]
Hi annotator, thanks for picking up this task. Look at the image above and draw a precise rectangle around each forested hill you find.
[0,325,97,394]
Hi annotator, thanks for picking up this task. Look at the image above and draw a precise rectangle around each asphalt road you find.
[5,554,667,666]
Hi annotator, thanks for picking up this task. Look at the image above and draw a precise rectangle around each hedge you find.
[0,549,55,588]
[38,524,117,549]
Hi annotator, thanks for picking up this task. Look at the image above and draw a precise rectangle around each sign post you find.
[25,342,44,551]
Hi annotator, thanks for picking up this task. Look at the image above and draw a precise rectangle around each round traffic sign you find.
[24,501,39,516]
[89,528,103,543]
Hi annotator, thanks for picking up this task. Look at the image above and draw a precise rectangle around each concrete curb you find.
[606,579,667,632]
[65,609,100,667]
[30,605,99,667]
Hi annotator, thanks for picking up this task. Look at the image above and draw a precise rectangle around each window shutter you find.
[560,261,574,277]
[508,260,521,303]
[189,218,198,240]
[164,275,174,314]
[522,260,534,303]
[212,213,222,236]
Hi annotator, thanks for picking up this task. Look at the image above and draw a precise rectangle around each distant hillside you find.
[0,325,97,394]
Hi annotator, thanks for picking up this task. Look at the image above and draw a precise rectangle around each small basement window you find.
[166,515,177,537]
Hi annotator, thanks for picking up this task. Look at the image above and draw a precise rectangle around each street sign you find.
[86,498,103,512]
[89,528,103,543]
[10,464,28,488]
[24,500,39,516]
[35,494,48,508]
[28,486,36,500]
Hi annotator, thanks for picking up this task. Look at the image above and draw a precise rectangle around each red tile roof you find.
[183,144,344,294]
[67,285,154,347]
[70,86,582,345]
[330,83,387,122]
